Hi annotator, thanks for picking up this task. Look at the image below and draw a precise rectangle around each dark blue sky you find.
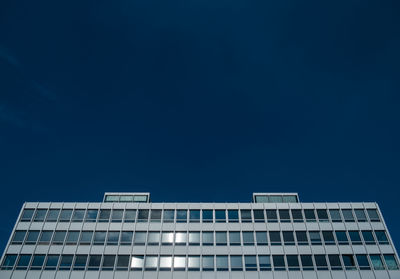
[0,0,399,252]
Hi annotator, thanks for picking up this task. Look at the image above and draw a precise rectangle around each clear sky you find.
[0,0,399,252]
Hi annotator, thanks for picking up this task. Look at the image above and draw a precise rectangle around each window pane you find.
[102,255,116,270]
[148,232,160,245]
[188,256,200,270]
[11,231,26,244]
[329,209,342,222]
[88,255,102,270]
[131,255,144,270]
[26,230,40,244]
[253,210,264,222]
[176,210,187,222]
[93,231,106,245]
[245,255,257,271]
[342,255,356,270]
[98,209,111,222]
[202,210,213,222]
[367,209,380,222]
[273,255,285,270]
[33,209,47,222]
[375,231,389,245]
[335,231,349,245]
[203,232,214,245]
[362,231,375,245]
[228,210,239,222]
[342,209,355,222]
[189,210,200,222]
[270,196,283,203]
[328,255,342,270]
[291,209,303,222]
[243,231,254,245]
[163,210,175,222]
[296,231,308,245]
[16,255,31,269]
[52,231,67,244]
[314,255,328,270]
[301,255,314,270]
[120,195,134,202]
[66,231,80,245]
[322,231,335,245]
[356,255,370,270]
[79,231,93,245]
[241,210,252,222]
[189,232,200,245]
[283,231,295,245]
[73,255,87,270]
[175,232,187,245]
[159,256,172,270]
[304,209,316,222]
[59,209,73,222]
[256,231,268,245]
[287,255,300,270]
[120,231,133,245]
[230,256,243,270]
[202,256,214,271]
[174,256,186,270]
[215,210,226,222]
[59,255,73,270]
[259,255,271,270]
[137,209,149,222]
[111,210,123,222]
[384,255,399,270]
[20,209,34,222]
[216,232,227,245]
[2,255,17,269]
[348,231,362,245]
[124,209,136,222]
[269,231,281,245]
[309,231,321,245]
[317,209,328,222]
[31,255,45,269]
[161,232,174,245]
[144,256,158,270]
[71,210,85,222]
[38,231,53,244]
[85,209,98,222]
[150,209,162,222]
[116,255,129,270]
[229,231,241,245]
[354,209,367,222]
[46,209,60,222]
[134,232,146,245]
[216,255,228,271]
[107,231,120,245]
[279,210,290,222]
[45,255,60,270]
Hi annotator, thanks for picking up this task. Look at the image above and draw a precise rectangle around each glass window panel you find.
[228,210,239,222]
[279,209,290,222]
[52,231,67,244]
[229,231,241,245]
[159,256,172,270]
[93,231,106,245]
[189,210,200,222]
[26,230,40,244]
[354,209,367,222]
[273,255,285,270]
[73,255,87,270]
[107,231,120,245]
[335,231,349,245]
[348,231,362,245]
[283,231,295,245]
[362,231,375,244]
[98,209,111,222]
[188,256,200,270]
[216,231,227,245]
[314,255,328,270]
[256,231,268,245]
[174,256,186,270]
[295,231,308,245]
[287,255,300,270]
[105,195,119,202]
[317,209,328,222]
[309,231,322,245]
[266,210,278,222]
[88,255,102,270]
[375,230,389,245]
[245,255,257,271]
[301,255,314,270]
[243,231,254,245]
[38,231,53,244]
[269,231,281,245]
[102,255,116,270]
[215,210,226,222]
[230,256,243,271]
[322,231,335,245]
[66,231,80,245]
[33,209,47,222]
[137,209,149,222]
[124,209,136,222]
[328,255,342,270]
[342,209,355,222]
[189,232,200,245]
[20,209,34,222]
[79,231,93,245]
[2,255,17,270]
[144,256,158,270]
[85,209,98,222]
[150,209,162,222]
[161,232,174,245]
[71,209,85,222]
[148,232,160,245]
[304,209,316,222]
[202,210,213,222]
[176,210,187,222]
[203,232,214,245]
[59,255,73,270]
[119,195,134,202]
[120,231,133,245]
[283,195,297,203]
[175,232,187,245]
[253,210,264,222]
[134,231,146,245]
[116,255,129,270]
[111,209,123,222]
[202,255,214,271]
[255,195,268,203]
[342,255,356,270]
[11,231,26,244]
[356,254,370,270]
[216,255,228,271]
[16,255,31,269]
[46,209,60,222]
[45,255,60,270]
[367,209,380,222]
[329,209,342,222]
[59,209,73,222]
[384,255,399,270]
[259,255,271,270]
[270,196,283,203]
[163,209,175,222]
[240,210,252,222]
[291,209,303,222]
[133,195,148,202]
[130,255,144,270]
[31,255,45,269]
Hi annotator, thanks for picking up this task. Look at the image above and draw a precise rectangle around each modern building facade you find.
[0,192,399,279]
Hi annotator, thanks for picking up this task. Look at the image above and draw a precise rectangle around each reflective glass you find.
[215,210,226,222]
[2,255,17,269]
[367,209,380,222]
[85,209,98,222]
[46,209,60,222]
[266,210,278,222]
[273,255,285,270]
[120,231,133,245]
[189,210,200,222]
[175,232,187,245]
[348,231,362,245]
[162,232,174,245]
[66,231,80,245]
[296,231,308,245]
[375,230,389,244]
[107,231,119,245]
[216,231,227,245]
[283,231,295,245]
[176,210,187,222]
[342,255,356,270]
[88,255,101,270]
[188,256,200,270]
[216,255,228,271]
[230,256,243,270]
[287,255,300,270]
[243,231,254,245]
[98,209,111,222]
[26,230,40,244]
[148,232,160,245]
[52,231,67,244]
[279,209,290,222]
[301,255,314,270]
[134,231,146,244]
[45,255,60,270]
[335,231,349,245]
[342,209,355,222]
[144,256,158,270]
[174,256,186,270]
[111,209,123,222]
[189,232,200,245]
[314,255,328,270]
[362,231,375,244]
[150,209,162,222]
[269,231,281,245]
[202,210,213,222]
[116,255,129,270]
[159,256,172,270]
[291,209,303,222]
[356,254,370,270]
[131,255,144,270]
[229,231,241,245]
[202,256,214,271]
[102,255,116,270]
[317,209,328,222]
[245,255,257,270]
[59,255,73,270]
[80,231,93,245]
[253,210,264,222]
[38,231,53,244]
[304,209,316,222]
[16,255,31,269]
[93,231,106,245]
[322,231,335,245]
[256,231,268,245]
[203,232,214,245]
[328,255,342,270]
[20,209,34,222]
[309,231,322,245]
[71,210,85,222]
[33,209,47,222]
[329,209,342,222]
[124,209,136,222]
[259,255,271,270]
[384,255,399,270]
[73,255,87,270]
[137,209,149,222]
[228,210,239,222]
[163,210,175,222]
[241,210,252,222]
[59,209,73,222]
[11,231,26,244]
[31,255,45,269]
[354,209,367,222]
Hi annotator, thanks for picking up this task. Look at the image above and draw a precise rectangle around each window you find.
[245,255,257,271]
[134,231,146,245]
[137,209,149,222]
[202,210,213,222]
[287,255,300,271]
[116,255,129,270]
[124,209,136,222]
[253,210,264,222]
[107,231,120,245]
[291,209,303,222]
[93,231,106,245]
[45,255,60,270]
[384,255,399,270]
[243,231,254,245]
[175,232,187,245]
[342,209,355,222]
[273,255,285,271]
[189,210,200,222]
[215,210,226,222]
[228,210,239,222]
[71,209,85,222]
[283,231,295,245]
[102,255,116,270]
[189,232,200,245]
[66,231,80,245]
[270,196,283,203]
[88,255,101,270]
[133,195,148,202]
[31,255,45,270]
[1,255,17,270]
[33,209,47,222]
[144,256,158,270]
[348,231,362,245]
[256,231,268,245]
[370,255,384,270]
[229,231,241,245]
[322,231,335,245]
[216,231,227,245]
[356,254,370,270]
[188,256,200,271]
[202,256,214,271]
[266,210,278,222]
[317,209,329,222]
[148,232,160,245]
[59,209,73,222]
[163,210,175,222]
[216,255,228,271]
[176,210,187,222]
[38,231,53,244]
[120,231,133,245]
[203,232,214,245]
[328,255,342,270]
[52,231,67,245]
[173,256,186,271]
[20,209,34,222]
[16,255,31,270]
[25,230,40,244]
[111,209,123,222]
[329,209,342,222]
[162,232,174,245]
[367,209,380,222]
[269,231,281,245]
[73,255,87,270]
[375,230,389,245]
[335,231,349,245]
[230,255,243,271]
[159,256,172,270]
[300,255,314,270]
[46,209,60,222]
[342,255,356,270]
[98,209,111,222]
[79,231,93,245]
[120,195,134,202]
[304,209,316,222]
[259,255,271,270]
[11,231,26,244]
[85,209,98,222]
[241,210,252,222]
[309,231,322,245]
[296,231,308,245]
[130,255,143,270]
[354,209,367,222]
[59,255,73,270]
[105,195,119,202]
[278,209,290,222]
[362,231,375,245]
[314,255,328,270]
